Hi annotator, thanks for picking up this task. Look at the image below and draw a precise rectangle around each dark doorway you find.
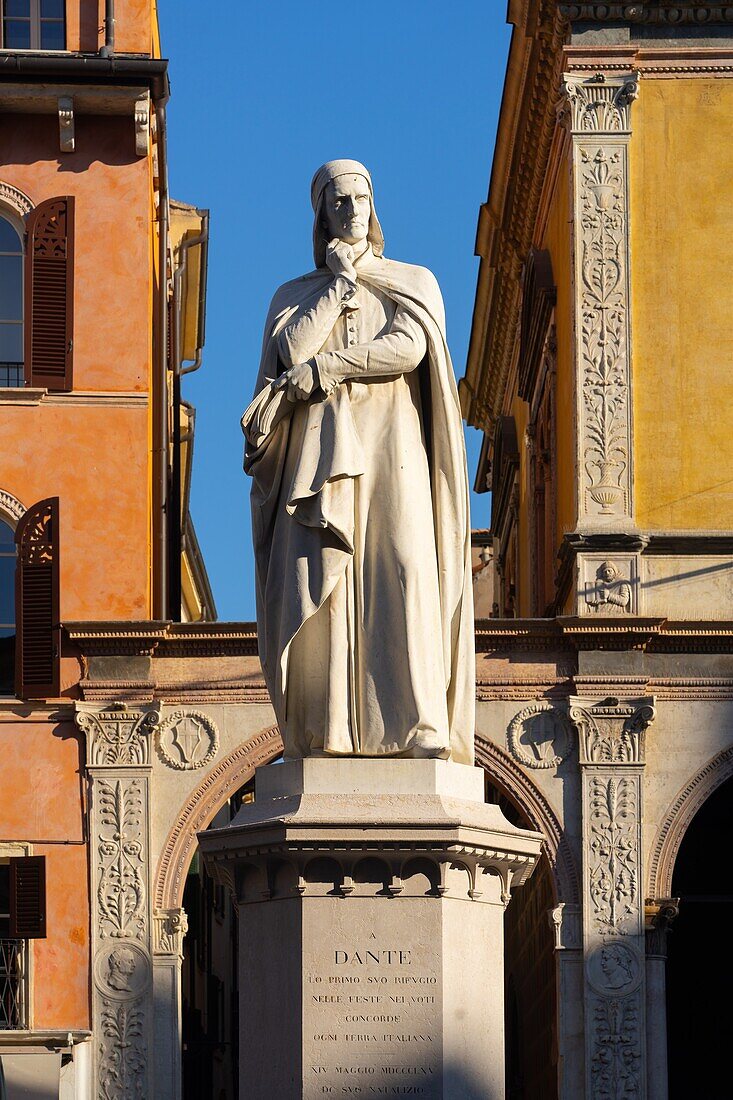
[485,778,558,1100]
[667,773,733,1098]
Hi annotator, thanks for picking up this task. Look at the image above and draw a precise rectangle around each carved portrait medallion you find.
[587,942,641,997]
[94,940,151,1001]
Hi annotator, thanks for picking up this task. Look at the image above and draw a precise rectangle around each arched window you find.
[0,215,23,388]
[0,517,15,694]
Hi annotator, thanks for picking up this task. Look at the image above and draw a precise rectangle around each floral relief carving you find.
[156,709,219,771]
[507,702,573,769]
[97,780,147,940]
[99,998,146,1100]
[77,705,159,767]
[579,145,630,516]
[591,996,642,1099]
[588,775,639,932]
[562,72,639,522]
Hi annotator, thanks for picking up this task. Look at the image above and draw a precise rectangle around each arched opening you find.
[163,730,562,1100]
[485,775,559,1100]
[0,213,24,388]
[181,774,257,1100]
[0,516,16,693]
[666,772,733,1096]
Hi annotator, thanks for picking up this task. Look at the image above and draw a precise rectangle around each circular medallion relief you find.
[507,703,573,770]
[156,709,219,771]
[586,942,641,997]
[94,941,151,1001]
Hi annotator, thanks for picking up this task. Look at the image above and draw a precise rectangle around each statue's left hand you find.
[286,362,317,402]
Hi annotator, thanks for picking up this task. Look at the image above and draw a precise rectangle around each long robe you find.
[242,247,474,764]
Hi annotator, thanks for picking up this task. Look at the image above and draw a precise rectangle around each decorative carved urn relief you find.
[561,72,640,530]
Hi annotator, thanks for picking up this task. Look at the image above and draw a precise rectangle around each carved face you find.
[323,175,371,246]
[108,947,136,990]
[598,561,619,583]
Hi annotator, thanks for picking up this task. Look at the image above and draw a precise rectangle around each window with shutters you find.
[15,498,60,699]
[25,197,74,391]
[0,214,23,388]
[0,518,15,695]
[0,0,65,50]
[0,854,35,1030]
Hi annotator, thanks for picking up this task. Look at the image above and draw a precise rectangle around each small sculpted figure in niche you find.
[242,160,474,763]
[587,560,632,614]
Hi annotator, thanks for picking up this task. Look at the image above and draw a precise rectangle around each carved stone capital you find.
[569,695,656,765]
[561,71,640,135]
[75,702,160,768]
[644,897,680,958]
[153,907,189,958]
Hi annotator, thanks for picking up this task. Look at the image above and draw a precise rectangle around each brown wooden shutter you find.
[9,856,47,939]
[15,498,60,699]
[24,197,75,391]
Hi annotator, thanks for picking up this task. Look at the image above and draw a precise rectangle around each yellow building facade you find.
[461,3,733,1098]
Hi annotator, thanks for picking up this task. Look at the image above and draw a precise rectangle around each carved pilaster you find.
[76,702,160,1100]
[561,72,640,529]
[569,694,655,1099]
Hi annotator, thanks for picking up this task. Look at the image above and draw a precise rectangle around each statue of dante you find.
[242,160,474,763]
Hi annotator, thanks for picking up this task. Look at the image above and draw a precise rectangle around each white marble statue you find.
[242,160,474,763]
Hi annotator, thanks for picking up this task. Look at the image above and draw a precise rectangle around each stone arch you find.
[0,181,33,220]
[648,743,733,899]
[0,489,25,525]
[475,733,580,906]
[154,724,282,911]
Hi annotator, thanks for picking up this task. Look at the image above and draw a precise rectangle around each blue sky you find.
[159,1,511,621]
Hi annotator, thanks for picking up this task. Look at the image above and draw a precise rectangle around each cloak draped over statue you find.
[242,162,474,764]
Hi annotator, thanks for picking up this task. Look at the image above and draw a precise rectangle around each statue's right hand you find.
[326,238,357,283]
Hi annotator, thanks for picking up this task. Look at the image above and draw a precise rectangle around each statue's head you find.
[311,159,384,267]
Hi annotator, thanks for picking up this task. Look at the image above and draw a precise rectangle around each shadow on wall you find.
[444,1064,500,1099]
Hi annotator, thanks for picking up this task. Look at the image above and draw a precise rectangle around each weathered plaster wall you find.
[0,113,154,619]
[2,404,150,621]
[66,0,155,54]
[631,77,733,530]
[0,716,89,1029]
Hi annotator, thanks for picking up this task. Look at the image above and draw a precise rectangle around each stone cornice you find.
[559,2,733,24]
[475,616,733,652]
[64,620,259,657]
[462,0,568,430]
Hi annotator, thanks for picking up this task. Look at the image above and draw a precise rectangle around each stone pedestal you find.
[200,758,543,1100]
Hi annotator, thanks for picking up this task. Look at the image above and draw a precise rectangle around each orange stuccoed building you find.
[0,1,216,1093]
